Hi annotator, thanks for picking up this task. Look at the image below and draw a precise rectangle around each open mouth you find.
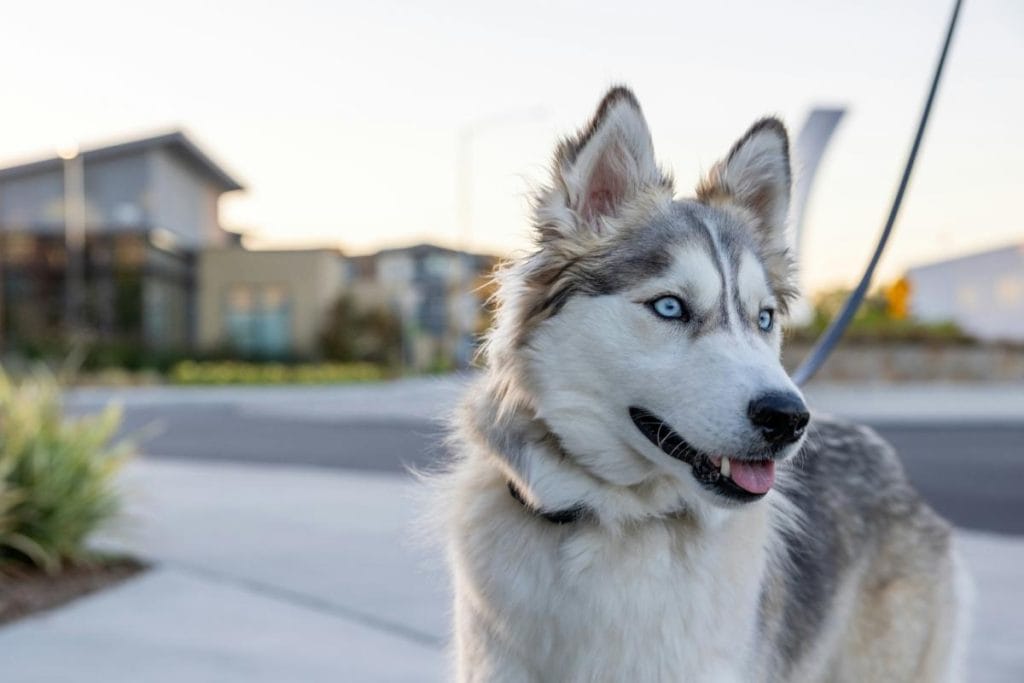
[628,406,776,503]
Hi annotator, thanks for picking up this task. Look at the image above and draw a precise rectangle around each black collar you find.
[507,481,588,525]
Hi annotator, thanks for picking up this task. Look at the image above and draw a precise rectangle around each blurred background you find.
[0,1,1021,681]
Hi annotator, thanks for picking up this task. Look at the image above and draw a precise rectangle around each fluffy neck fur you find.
[444,380,787,681]
[458,373,701,527]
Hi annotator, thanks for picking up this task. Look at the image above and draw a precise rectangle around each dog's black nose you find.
[748,392,810,447]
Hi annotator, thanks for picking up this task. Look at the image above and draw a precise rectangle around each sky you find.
[1,0,1021,294]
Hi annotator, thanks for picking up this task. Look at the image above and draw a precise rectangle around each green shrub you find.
[786,287,976,347]
[12,337,194,375]
[168,360,387,385]
[0,370,131,573]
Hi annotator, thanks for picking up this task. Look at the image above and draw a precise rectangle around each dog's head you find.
[486,87,808,513]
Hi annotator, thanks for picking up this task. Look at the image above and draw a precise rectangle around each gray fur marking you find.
[765,416,953,676]
[540,200,769,339]
[690,212,732,331]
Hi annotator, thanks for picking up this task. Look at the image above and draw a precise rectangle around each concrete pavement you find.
[801,381,1024,424]
[0,569,441,683]
[65,376,1024,424]
[0,457,1022,682]
[66,377,1024,534]
[1,461,448,682]
[1,377,1019,680]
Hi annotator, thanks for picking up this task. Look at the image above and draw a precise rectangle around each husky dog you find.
[439,87,967,682]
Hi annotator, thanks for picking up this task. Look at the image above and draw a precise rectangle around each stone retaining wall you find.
[782,344,1024,382]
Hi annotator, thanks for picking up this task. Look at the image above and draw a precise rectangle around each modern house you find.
[197,247,345,358]
[0,131,243,352]
[350,243,497,369]
[196,243,496,367]
[906,242,1024,342]
[0,130,497,368]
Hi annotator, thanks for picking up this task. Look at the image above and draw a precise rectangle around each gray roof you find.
[907,242,1024,274]
[374,242,494,261]
[0,130,244,192]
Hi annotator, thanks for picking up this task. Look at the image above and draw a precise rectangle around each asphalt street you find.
[105,402,1024,535]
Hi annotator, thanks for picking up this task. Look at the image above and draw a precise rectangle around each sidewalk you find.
[801,381,1024,424]
[0,458,1021,682]
[0,461,448,682]
[66,375,1024,425]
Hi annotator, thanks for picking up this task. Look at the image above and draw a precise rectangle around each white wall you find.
[908,245,1024,342]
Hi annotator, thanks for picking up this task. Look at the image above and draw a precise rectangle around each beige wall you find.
[197,248,344,356]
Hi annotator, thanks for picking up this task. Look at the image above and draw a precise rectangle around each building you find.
[350,243,497,369]
[196,243,496,367]
[197,247,344,358]
[0,130,497,368]
[906,242,1024,342]
[0,131,242,352]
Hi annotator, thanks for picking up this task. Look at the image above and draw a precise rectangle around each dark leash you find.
[791,0,964,386]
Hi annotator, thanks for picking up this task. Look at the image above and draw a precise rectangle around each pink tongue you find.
[728,459,776,494]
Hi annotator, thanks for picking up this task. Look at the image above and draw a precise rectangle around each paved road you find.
[102,402,1024,535]
[872,422,1023,535]
[117,405,446,474]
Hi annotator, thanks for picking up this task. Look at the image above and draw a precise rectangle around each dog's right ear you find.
[696,118,796,309]
[535,87,672,244]
[696,118,791,248]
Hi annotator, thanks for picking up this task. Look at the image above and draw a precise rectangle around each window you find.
[224,284,292,357]
[424,253,453,279]
[995,275,1024,308]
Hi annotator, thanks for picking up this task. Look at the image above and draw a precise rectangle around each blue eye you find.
[758,308,774,332]
[650,296,688,320]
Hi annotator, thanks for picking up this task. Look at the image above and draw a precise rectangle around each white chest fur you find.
[450,478,773,683]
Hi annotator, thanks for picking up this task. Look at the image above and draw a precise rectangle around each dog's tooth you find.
[721,457,731,478]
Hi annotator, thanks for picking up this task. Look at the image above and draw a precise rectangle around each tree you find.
[319,295,403,367]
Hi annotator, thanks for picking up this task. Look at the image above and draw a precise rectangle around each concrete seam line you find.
[163,561,443,649]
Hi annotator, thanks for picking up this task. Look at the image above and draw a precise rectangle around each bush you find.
[0,370,132,574]
[787,287,976,347]
[12,337,192,375]
[168,360,387,385]
[319,295,403,367]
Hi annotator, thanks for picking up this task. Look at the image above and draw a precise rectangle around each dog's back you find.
[761,417,967,682]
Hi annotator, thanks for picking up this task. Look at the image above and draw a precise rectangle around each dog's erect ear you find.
[537,87,671,242]
[698,118,797,310]
[697,118,791,243]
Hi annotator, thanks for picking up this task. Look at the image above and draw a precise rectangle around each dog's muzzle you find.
[629,406,782,502]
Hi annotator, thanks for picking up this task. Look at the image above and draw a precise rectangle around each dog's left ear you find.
[697,118,791,246]
[536,87,672,243]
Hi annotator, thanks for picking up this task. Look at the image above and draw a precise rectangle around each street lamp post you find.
[0,189,4,354]
[59,143,87,337]
[788,108,846,326]
[455,106,547,252]
[453,106,547,367]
